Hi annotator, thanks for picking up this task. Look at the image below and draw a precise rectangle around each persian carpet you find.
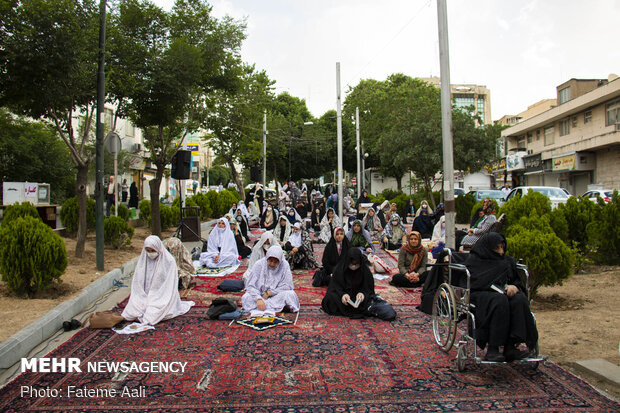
[1,306,618,412]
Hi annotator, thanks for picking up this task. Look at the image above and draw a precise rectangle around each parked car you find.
[504,186,570,209]
[468,189,506,206]
[582,189,614,203]
[454,188,466,197]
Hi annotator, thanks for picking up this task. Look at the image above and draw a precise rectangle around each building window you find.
[454,95,475,113]
[559,119,570,136]
[477,97,485,123]
[125,121,135,138]
[571,116,577,128]
[584,110,592,123]
[536,130,541,141]
[526,132,532,144]
[104,108,114,130]
[544,126,555,146]
[559,87,571,104]
[517,136,525,150]
[607,100,620,126]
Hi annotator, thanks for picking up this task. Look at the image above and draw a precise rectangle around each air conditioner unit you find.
[527,149,533,155]
[132,143,142,153]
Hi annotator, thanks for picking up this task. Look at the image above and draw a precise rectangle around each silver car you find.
[505,186,570,209]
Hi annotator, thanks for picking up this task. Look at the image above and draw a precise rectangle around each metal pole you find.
[437,0,455,249]
[355,107,361,197]
[336,62,344,218]
[262,110,267,191]
[113,142,118,216]
[361,139,365,191]
[95,0,106,271]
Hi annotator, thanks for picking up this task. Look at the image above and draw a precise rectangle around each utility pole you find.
[355,107,361,197]
[437,0,455,249]
[361,139,366,191]
[336,62,344,219]
[262,110,267,191]
[95,0,106,271]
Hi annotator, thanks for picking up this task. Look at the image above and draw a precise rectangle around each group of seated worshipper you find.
[200,218,241,268]
[284,221,319,270]
[459,199,497,250]
[346,219,375,254]
[361,208,383,242]
[122,235,195,325]
[321,248,395,320]
[318,207,342,243]
[310,200,326,232]
[381,213,407,250]
[241,245,300,315]
[312,227,350,287]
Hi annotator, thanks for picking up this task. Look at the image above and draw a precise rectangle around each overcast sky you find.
[154,0,620,121]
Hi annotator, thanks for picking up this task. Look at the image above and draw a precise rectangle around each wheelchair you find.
[431,249,546,371]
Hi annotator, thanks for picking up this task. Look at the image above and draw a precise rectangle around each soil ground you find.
[0,231,618,398]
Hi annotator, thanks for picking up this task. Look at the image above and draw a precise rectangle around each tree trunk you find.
[228,161,243,197]
[74,163,90,258]
[423,176,436,210]
[395,175,402,192]
[149,169,163,237]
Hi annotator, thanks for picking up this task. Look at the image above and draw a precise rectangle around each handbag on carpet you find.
[217,279,245,292]
[86,310,125,329]
[367,295,396,321]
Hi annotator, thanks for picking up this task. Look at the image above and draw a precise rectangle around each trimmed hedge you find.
[59,196,96,234]
[455,193,476,224]
[110,203,130,222]
[104,216,134,248]
[2,202,40,227]
[586,190,620,264]
[0,216,67,296]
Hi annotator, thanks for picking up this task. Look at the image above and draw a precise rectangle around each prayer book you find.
[346,296,363,308]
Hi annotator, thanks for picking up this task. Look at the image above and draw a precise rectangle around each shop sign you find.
[552,153,576,171]
[506,152,526,171]
[524,154,542,173]
[492,158,506,172]
[128,155,146,171]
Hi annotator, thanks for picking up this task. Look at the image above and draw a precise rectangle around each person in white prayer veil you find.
[242,230,275,283]
[241,245,300,315]
[122,236,194,325]
[200,218,240,268]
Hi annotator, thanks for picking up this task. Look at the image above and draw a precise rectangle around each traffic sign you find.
[104,132,122,154]
[352,177,356,184]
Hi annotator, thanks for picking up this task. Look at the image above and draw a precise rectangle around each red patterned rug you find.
[1,306,617,412]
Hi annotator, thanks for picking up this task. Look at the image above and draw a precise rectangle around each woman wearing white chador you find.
[122,236,194,325]
[200,218,240,268]
[242,230,275,283]
[318,207,342,243]
[242,245,300,314]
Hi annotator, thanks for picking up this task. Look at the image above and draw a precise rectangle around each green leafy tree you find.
[60,197,96,234]
[0,216,67,296]
[207,165,232,187]
[455,193,476,224]
[0,0,100,257]
[556,196,600,253]
[586,190,620,264]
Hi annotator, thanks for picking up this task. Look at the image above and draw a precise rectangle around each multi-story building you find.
[501,75,620,195]
[421,77,492,125]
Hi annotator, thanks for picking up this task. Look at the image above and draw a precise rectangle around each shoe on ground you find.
[484,348,505,362]
[504,345,529,362]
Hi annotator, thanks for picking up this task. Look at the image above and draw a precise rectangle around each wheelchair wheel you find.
[432,283,458,352]
[456,345,467,372]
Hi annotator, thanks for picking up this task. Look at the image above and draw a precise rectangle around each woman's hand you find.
[214,254,220,263]
[356,292,365,303]
[292,247,298,254]
[341,294,351,305]
[505,285,519,297]
[261,290,271,300]
[467,229,474,236]
[256,299,266,311]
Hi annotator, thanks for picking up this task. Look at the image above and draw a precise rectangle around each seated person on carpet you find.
[242,245,300,315]
[402,198,417,224]
[295,200,308,221]
[248,201,260,220]
[466,232,538,362]
[285,222,319,270]
[273,215,293,248]
[199,218,240,268]
[310,201,325,232]
[390,231,428,288]
[227,202,238,217]
[460,203,497,250]
[318,207,342,243]
[431,215,446,244]
[412,208,433,240]
[313,227,350,287]
[470,199,492,228]
[162,237,195,290]
[321,248,395,320]
[260,203,278,231]
[122,236,195,325]
[362,208,383,242]
[237,200,251,220]
[354,190,371,211]
[381,213,407,250]
[234,208,250,241]
[243,231,274,283]
[230,219,251,259]
[285,207,301,225]
[346,219,374,254]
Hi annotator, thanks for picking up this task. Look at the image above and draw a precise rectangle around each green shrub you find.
[2,202,40,227]
[59,196,96,234]
[170,205,181,228]
[225,187,242,202]
[103,216,134,248]
[556,196,600,253]
[389,193,410,212]
[216,190,237,217]
[206,190,219,217]
[586,190,620,264]
[138,199,151,224]
[548,207,569,243]
[381,188,402,201]
[506,215,574,298]
[184,197,200,217]
[159,203,173,229]
[410,190,440,210]
[499,190,551,229]
[0,216,67,296]
[110,203,130,222]
[455,193,476,224]
[190,193,213,219]
[368,194,385,205]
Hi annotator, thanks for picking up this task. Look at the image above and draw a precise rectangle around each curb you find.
[0,257,138,370]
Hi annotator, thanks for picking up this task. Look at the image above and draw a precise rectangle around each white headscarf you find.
[273,215,292,244]
[238,200,250,220]
[207,218,239,257]
[245,245,294,296]
[288,222,303,248]
[122,235,194,325]
[243,231,274,282]
[432,215,446,243]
